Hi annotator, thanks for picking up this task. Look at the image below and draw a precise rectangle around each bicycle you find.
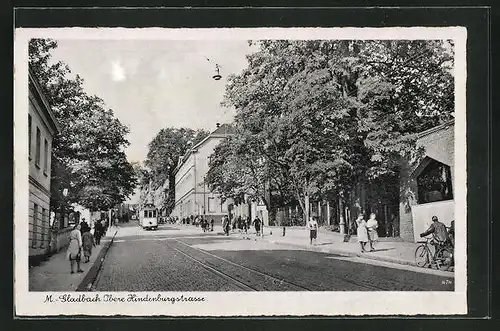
[414,237,454,271]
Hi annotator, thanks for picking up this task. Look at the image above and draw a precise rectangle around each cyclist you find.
[419,216,450,248]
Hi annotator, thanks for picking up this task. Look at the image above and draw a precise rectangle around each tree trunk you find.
[339,196,345,234]
[304,191,310,225]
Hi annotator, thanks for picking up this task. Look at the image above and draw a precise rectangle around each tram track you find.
[172,239,406,291]
[165,241,257,291]
[170,239,313,291]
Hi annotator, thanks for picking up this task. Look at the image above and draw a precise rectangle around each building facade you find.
[172,124,234,224]
[399,120,455,241]
[28,68,60,260]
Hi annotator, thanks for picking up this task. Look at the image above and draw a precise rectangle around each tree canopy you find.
[29,38,137,212]
[206,39,454,221]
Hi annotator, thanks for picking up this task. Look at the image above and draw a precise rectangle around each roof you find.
[191,123,235,151]
[174,123,234,174]
[416,119,454,140]
[28,67,61,134]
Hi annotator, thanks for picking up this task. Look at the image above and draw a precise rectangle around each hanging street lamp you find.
[213,63,222,81]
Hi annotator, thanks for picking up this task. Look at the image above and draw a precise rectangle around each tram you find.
[140,204,158,230]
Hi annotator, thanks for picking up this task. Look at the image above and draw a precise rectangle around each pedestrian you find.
[94,220,103,245]
[79,218,89,236]
[232,215,236,231]
[66,223,83,274]
[103,217,109,236]
[223,216,230,236]
[366,213,379,252]
[210,218,214,231]
[246,216,251,232]
[81,225,95,263]
[448,220,455,247]
[307,216,319,245]
[253,216,262,237]
[355,214,368,253]
[242,215,248,233]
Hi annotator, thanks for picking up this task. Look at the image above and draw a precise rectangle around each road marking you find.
[325,255,454,278]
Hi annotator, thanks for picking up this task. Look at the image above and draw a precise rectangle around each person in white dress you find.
[355,214,369,253]
[66,223,83,274]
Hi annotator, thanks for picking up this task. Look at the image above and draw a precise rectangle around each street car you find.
[140,205,158,230]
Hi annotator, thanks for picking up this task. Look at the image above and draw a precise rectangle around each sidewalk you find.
[257,226,420,267]
[29,226,119,291]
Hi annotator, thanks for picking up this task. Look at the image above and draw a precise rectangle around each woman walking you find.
[355,214,368,252]
[81,224,95,263]
[366,213,379,252]
[66,223,83,274]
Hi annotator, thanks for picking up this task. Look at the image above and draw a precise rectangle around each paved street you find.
[94,223,454,291]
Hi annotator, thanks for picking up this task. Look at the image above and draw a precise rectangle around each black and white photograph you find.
[14,27,467,316]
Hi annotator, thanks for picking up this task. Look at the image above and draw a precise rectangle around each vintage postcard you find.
[14,27,467,316]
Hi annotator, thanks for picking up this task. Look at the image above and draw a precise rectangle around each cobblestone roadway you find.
[94,225,454,291]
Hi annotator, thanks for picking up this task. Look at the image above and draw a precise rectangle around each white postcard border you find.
[14,27,468,316]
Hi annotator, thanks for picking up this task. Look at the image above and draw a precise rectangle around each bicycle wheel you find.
[415,245,429,267]
[436,247,453,271]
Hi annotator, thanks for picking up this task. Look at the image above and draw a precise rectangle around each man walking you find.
[94,219,104,245]
[253,216,262,237]
[223,216,230,236]
[307,216,319,245]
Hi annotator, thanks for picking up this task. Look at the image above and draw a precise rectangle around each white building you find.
[28,68,60,261]
[171,124,235,223]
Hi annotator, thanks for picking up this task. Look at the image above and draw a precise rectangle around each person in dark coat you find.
[81,225,95,263]
[210,218,215,231]
[448,220,455,247]
[79,219,89,235]
[253,216,262,236]
[223,216,230,236]
[94,220,104,245]
[420,216,450,245]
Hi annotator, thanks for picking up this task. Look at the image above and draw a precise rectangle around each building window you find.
[28,114,32,160]
[208,197,215,213]
[32,203,38,248]
[35,127,41,168]
[144,210,148,218]
[417,159,454,204]
[40,208,46,248]
[43,139,49,175]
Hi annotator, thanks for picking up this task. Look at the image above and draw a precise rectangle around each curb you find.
[260,237,419,268]
[76,229,118,292]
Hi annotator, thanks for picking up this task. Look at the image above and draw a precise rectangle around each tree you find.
[214,39,454,223]
[144,127,209,214]
[29,38,137,214]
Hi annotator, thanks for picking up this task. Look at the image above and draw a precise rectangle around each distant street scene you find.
[27,37,457,292]
[93,222,453,292]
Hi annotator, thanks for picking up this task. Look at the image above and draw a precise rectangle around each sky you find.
[49,39,256,164]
